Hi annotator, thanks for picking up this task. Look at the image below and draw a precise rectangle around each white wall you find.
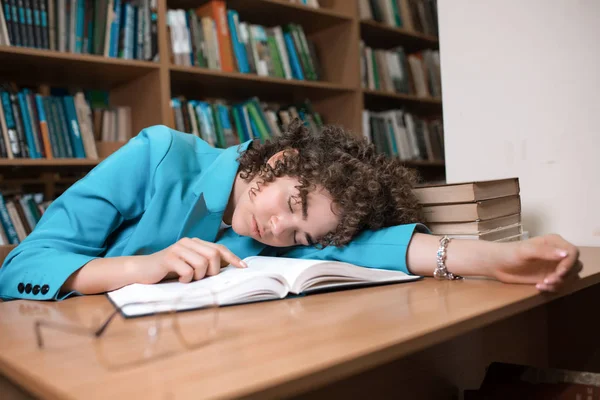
[438,0,600,246]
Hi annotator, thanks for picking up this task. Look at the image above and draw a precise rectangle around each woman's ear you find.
[266,149,298,168]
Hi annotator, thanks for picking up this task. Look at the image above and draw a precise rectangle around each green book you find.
[210,103,226,148]
[245,101,270,140]
[371,51,380,90]
[266,31,285,78]
[390,0,403,27]
[232,106,246,143]
[294,24,318,81]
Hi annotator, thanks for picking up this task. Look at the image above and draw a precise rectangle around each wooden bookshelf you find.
[0,159,103,167]
[0,46,160,89]
[0,0,445,197]
[360,19,439,50]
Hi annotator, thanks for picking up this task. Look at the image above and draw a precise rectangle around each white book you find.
[108,256,419,318]
[0,5,9,45]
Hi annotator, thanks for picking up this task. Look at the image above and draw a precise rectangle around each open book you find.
[107,256,420,318]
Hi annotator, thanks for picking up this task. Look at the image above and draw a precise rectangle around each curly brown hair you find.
[237,120,424,247]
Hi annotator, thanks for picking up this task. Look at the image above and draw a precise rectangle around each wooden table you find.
[1,247,599,400]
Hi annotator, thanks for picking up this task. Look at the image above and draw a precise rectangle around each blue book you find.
[109,0,121,57]
[284,32,304,80]
[74,0,84,52]
[232,106,249,142]
[233,105,252,142]
[249,118,260,141]
[0,194,19,244]
[62,96,86,158]
[123,2,135,59]
[227,10,249,73]
[52,97,74,158]
[17,91,40,158]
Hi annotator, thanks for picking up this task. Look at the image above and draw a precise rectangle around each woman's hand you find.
[133,238,247,285]
[492,234,583,292]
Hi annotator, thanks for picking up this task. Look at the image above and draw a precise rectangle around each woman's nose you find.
[269,215,289,237]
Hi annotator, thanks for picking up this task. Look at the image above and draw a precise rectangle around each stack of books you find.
[413,178,525,242]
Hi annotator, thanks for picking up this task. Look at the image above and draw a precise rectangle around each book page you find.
[241,256,328,287]
[108,265,288,317]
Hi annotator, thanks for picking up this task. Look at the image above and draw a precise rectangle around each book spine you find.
[0,120,7,157]
[0,194,19,244]
[210,103,225,148]
[293,24,317,80]
[8,0,21,46]
[38,0,49,48]
[227,10,248,73]
[2,1,13,45]
[283,32,304,80]
[34,94,53,158]
[109,0,121,57]
[92,0,106,54]
[23,89,44,157]
[23,0,37,47]
[16,0,31,47]
[31,0,42,47]
[266,31,284,78]
[16,91,39,158]
[18,196,37,231]
[47,0,55,50]
[136,3,143,59]
[0,91,21,157]
[52,96,73,157]
[231,105,246,142]
[42,96,62,157]
[0,94,13,158]
[10,93,29,157]
[62,96,86,157]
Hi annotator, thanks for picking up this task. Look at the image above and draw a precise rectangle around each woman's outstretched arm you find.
[407,233,582,292]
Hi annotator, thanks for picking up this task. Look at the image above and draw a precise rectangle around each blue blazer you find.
[0,126,427,301]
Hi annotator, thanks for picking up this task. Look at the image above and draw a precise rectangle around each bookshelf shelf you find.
[0,46,159,88]
[0,159,103,167]
[360,19,438,50]
[402,160,445,167]
[363,89,442,105]
[170,64,354,100]
[170,0,352,31]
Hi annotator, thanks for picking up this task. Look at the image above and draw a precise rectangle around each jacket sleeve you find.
[0,126,173,301]
[273,223,430,275]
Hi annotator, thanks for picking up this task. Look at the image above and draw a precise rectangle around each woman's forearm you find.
[61,256,144,295]
[407,233,505,277]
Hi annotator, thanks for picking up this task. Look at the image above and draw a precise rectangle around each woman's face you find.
[231,166,340,247]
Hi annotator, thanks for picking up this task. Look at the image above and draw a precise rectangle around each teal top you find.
[0,125,428,301]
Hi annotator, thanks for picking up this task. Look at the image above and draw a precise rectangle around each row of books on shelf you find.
[171,96,323,149]
[0,0,159,61]
[359,0,438,36]
[0,192,49,245]
[361,44,441,98]
[363,109,444,162]
[0,84,131,159]
[415,177,525,242]
[168,0,321,81]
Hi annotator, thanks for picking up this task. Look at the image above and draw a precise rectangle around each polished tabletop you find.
[1,247,599,399]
